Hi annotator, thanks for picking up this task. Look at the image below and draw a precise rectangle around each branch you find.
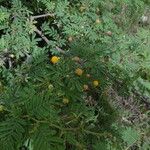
[55,46,66,54]
[34,27,49,44]
[30,13,66,54]
[30,13,54,21]
[34,27,65,54]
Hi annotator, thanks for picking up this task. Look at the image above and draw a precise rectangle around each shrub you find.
[0,0,149,150]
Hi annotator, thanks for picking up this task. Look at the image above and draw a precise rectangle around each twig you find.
[30,13,54,21]
[55,46,66,54]
[22,115,79,132]
[30,13,66,54]
[84,129,112,137]
[34,27,49,44]
[34,27,65,54]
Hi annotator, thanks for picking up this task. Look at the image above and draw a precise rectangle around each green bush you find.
[0,0,149,150]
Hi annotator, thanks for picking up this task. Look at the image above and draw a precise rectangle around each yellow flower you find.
[63,98,69,104]
[50,56,60,64]
[72,56,80,62]
[93,80,99,87]
[86,74,91,78]
[48,84,54,91]
[75,68,83,76]
[0,105,4,112]
[96,18,101,24]
[79,6,86,12]
[83,84,89,91]
[106,31,112,36]
[9,54,15,58]
[68,36,73,42]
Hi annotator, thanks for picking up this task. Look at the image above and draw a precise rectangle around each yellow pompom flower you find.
[48,84,54,91]
[83,84,89,91]
[75,68,83,76]
[96,18,101,24]
[86,74,91,78]
[79,6,86,12]
[68,36,73,42]
[72,56,80,62]
[63,98,69,104]
[93,80,99,87]
[9,54,15,58]
[50,56,60,64]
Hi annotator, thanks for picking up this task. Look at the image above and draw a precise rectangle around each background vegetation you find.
[0,0,150,150]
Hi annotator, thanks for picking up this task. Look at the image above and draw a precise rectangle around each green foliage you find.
[122,127,140,148]
[0,118,26,150]
[0,0,149,150]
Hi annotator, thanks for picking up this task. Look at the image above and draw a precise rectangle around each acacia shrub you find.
[0,0,149,150]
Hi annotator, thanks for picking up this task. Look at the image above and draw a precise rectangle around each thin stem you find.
[23,115,111,138]
[30,13,54,21]
[23,115,78,131]
[56,46,66,54]
[34,27,65,54]
[30,13,65,54]
[35,27,49,44]
[84,129,112,137]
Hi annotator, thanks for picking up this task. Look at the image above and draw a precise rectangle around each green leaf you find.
[93,141,108,150]
[0,118,26,150]
[32,124,65,150]
[122,127,139,146]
